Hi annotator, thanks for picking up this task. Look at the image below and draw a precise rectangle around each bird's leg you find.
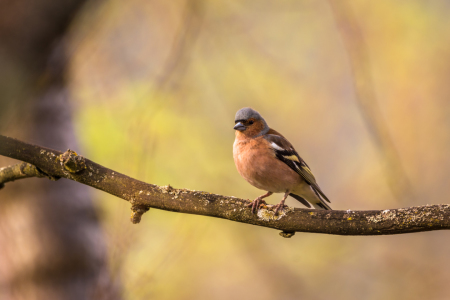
[247,191,273,214]
[273,191,290,215]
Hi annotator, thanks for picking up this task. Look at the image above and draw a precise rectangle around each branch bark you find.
[0,162,50,189]
[1,134,449,237]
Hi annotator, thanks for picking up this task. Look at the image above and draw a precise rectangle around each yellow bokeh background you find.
[66,1,450,299]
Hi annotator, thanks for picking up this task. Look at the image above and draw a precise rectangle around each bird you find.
[232,107,331,214]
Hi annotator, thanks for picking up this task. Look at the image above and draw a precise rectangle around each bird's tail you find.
[289,193,311,208]
[311,188,332,210]
[290,190,332,210]
[311,201,332,210]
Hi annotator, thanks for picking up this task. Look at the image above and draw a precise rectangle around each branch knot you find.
[60,149,86,173]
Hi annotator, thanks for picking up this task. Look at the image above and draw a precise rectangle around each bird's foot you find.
[272,203,288,216]
[247,198,268,214]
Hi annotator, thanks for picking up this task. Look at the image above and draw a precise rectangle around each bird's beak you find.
[234,122,246,131]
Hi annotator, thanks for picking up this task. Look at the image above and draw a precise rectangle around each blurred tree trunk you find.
[0,1,121,299]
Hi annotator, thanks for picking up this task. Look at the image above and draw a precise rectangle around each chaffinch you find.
[233,107,331,214]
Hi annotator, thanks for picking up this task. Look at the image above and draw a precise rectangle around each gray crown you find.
[235,107,264,122]
[234,107,269,135]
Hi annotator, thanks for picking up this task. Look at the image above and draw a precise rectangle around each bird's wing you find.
[264,131,330,203]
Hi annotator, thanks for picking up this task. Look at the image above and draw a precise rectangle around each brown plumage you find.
[233,107,331,214]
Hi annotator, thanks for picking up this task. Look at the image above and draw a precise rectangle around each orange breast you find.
[233,136,301,193]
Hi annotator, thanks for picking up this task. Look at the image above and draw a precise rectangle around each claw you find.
[247,198,268,213]
[247,191,273,214]
[273,191,289,215]
[273,203,287,215]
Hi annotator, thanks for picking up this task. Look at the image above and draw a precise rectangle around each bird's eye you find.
[248,120,254,125]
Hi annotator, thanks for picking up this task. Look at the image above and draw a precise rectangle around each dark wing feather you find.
[264,131,330,203]
[289,193,311,208]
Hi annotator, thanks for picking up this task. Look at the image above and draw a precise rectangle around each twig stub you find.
[130,204,150,224]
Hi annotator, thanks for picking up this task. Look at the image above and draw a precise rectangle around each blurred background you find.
[1,0,450,299]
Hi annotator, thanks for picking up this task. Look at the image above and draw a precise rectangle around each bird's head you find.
[234,107,269,138]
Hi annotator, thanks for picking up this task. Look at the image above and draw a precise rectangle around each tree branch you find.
[1,134,449,237]
[0,162,51,189]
